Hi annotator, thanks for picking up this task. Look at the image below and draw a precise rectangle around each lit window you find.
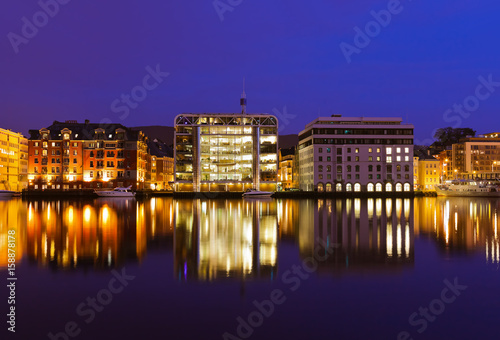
[386,147,392,154]
[387,156,392,163]
[355,148,359,153]
[396,156,401,162]
[368,148,372,153]
[396,148,401,153]
[377,148,381,153]
[405,147,409,153]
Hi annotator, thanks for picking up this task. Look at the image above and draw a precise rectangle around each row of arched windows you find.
[317,182,412,192]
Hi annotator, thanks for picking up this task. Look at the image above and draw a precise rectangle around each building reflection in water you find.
[18,198,174,270]
[284,198,414,273]
[415,197,500,264]
[174,199,278,281]
[0,199,26,268]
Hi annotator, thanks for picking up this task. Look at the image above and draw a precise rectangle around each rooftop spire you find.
[240,78,247,114]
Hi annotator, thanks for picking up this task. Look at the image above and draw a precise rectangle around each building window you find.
[319,156,323,161]
[386,183,392,192]
[347,174,352,179]
[327,148,331,153]
[319,174,323,180]
[327,156,331,161]
[327,174,331,179]
[377,174,381,179]
[355,174,360,179]
[405,165,410,172]
[377,156,381,161]
[354,183,361,192]
[376,183,382,191]
[318,165,323,172]
[368,165,373,172]
[368,174,373,179]
[336,183,342,191]
[396,148,401,153]
[355,156,359,162]
[368,148,372,153]
[386,147,392,154]
[368,156,373,161]
[396,183,403,192]
[34,158,39,164]
[73,159,77,164]
[405,174,410,179]
[377,148,381,153]
[347,156,351,161]
[337,149,342,155]
[347,148,351,153]
[319,148,323,153]
[346,183,352,191]
[405,147,409,153]
[337,166,342,173]
[355,148,359,153]
[397,165,401,172]
[387,156,392,163]
[377,165,381,171]
[347,165,352,172]
[327,165,331,172]
[367,183,374,192]
[337,156,342,162]
[396,156,401,162]
[404,183,411,191]
[90,171,93,178]
[34,150,39,155]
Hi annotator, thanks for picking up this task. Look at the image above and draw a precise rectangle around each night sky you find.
[1,0,500,144]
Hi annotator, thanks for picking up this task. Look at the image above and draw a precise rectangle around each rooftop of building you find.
[28,120,146,141]
[303,115,413,129]
[148,139,173,158]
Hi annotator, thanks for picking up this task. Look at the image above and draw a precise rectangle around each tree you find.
[434,127,476,145]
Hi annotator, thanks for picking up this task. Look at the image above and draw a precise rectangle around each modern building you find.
[446,133,500,180]
[0,128,28,191]
[174,94,278,192]
[278,147,297,190]
[28,120,149,190]
[298,115,414,193]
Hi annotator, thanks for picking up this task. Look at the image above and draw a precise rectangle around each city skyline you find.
[2,1,500,143]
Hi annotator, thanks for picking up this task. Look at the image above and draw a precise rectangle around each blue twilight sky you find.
[1,0,500,144]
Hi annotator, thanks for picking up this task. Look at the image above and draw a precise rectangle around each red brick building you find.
[28,120,149,190]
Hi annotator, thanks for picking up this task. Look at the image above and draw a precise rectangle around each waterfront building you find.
[447,133,500,180]
[413,156,419,189]
[28,120,149,190]
[0,128,28,191]
[148,139,174,190]
[416,154,440,190]
[278,147,297,190]
[298,115,414,193]
[174,95,278,192]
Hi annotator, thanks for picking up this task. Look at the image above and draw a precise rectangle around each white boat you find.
[242,188,274,198]
[94,186,135,197]
[0,190,17,199]
[435,179,500,197]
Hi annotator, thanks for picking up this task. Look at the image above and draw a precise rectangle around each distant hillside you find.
[132,126,298,149]
[279,134,299,149]
[131,126,175,146]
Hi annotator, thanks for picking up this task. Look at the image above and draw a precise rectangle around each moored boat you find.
[242,188,274,198]
[435,179,500,197]
[0,190,17,199]
[94,186,135,197]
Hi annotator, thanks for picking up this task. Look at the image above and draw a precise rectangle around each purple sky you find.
[1,0,500,144]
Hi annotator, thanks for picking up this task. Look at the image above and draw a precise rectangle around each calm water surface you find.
[1,196,499,339]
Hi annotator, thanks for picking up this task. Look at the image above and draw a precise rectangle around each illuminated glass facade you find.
[174,114,278,192]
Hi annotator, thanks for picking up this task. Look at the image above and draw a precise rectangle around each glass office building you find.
[174,114,278,192]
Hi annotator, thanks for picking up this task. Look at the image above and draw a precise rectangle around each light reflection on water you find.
[0,196,499,274]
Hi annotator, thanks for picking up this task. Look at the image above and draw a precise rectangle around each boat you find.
[242,188,274,198]
[435,179,500,197]
[94,186,135,197]
[0,190,18,199]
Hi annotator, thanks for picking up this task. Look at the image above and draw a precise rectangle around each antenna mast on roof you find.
[240,78,247,115]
